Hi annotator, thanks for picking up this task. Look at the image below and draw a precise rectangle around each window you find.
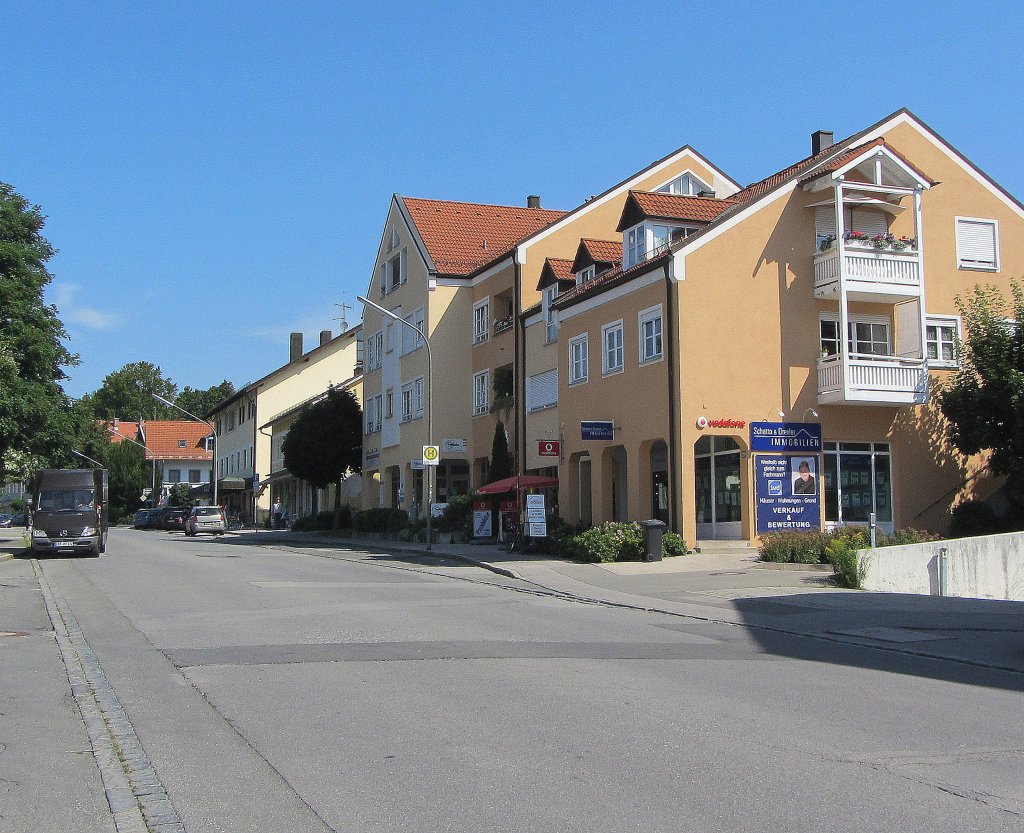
[167,469,181,483]
[366,330,383,370]
[473,298,490,344]
[385,321,394,353]
[575,265,595,286]
[189,470,200,483]
[401,378,424,422]
[473,370,490,415]
[820,316,890,358]
[823,442,892,527]
[178,439,187,448]
[926,316,959,367]
[388,225,400,251]
[543,285,559,342]
[624,226,646,269]
[569,334,589,384]
[639,306,663,363]
[385,389,393,419]
[526,369,558,412]
[401,307,425,355]
[656,172,711,196]
[228,412,235,431]
[651,224,689,252]
[602,321,624,374]
[956,217,998,270]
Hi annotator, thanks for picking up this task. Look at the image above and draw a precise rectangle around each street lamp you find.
[107,427,157,505]
[72,450,103,467]
[357,294,435,551]
[151,393,218,506]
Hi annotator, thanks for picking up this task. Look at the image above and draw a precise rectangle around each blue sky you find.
[4,1,1022,399]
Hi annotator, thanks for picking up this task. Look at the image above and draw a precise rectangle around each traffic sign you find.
[422,445,440,466]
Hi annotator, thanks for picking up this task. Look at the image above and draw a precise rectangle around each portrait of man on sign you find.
[791,457,817,496]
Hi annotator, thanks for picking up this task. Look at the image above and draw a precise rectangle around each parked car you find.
[134,508,160,529]
[158,508,189,532]
[184,506,226,536]
[0,513,12,528]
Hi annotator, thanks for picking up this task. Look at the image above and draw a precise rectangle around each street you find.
[2,527,1022,832]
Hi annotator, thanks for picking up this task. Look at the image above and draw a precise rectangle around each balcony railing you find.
[817,353,929,406]
[493,314,514,335]
[814,245,921,300]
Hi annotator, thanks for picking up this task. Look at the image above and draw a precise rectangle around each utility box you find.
[640,519,667,562]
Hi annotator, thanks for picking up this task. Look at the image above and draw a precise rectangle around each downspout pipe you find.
[664,262,680,532]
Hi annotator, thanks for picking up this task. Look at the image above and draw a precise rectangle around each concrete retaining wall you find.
[861,532,1024,600]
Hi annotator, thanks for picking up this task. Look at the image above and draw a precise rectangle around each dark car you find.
[158,508,188,531]
[0,514,12,528]
[134,508,160,529]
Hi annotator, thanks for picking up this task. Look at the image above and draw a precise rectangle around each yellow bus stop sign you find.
[422,445,440,466]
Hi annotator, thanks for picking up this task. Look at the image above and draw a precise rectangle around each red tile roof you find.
[627,191,737,223]
[554,250,672,309]
[797,138,936,187]
[140,420,213,462]
[103,420,140,444]
[545,257,576,282]
[580,239,622,264]
[402,197,566,276]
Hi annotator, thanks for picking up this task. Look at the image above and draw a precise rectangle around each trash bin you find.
[640,519,667,562]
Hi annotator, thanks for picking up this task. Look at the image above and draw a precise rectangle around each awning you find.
[476,475,559,495]
[256,469,293,497]
[217,477,248,491]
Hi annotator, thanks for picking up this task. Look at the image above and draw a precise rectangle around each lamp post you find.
[357,294,434,551]
[152,393,218,506]
[72,450,103,467]
[107,427,157,505]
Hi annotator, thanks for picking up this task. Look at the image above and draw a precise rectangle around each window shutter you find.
[378,263,386,295]
[399,248,408,284]
[815,207,835,237]
[957,219,997,268]
[526,369,558,412]
[847,208,887,236]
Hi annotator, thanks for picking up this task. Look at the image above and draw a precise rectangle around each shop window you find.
[823,442,892,527]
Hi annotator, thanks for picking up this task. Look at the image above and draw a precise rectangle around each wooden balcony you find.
[814,245,921,302]
[817,354,929,406]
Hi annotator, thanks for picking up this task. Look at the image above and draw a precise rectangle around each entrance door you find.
[694,436,742,540]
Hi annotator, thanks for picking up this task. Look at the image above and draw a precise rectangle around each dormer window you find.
[388,226,400,251]
[657,172,711,197]
[624,226,646,269]
[575,265,596,286]
[178,439,187,448]
[624,223,699,268]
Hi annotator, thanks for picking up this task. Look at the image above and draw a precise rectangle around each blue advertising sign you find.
[749,422,822,453]
[581,420,614,441]
[755,454,822,533]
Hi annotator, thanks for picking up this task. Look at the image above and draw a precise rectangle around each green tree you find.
[0,182,79,481]
[106,441,149,522]
[489,420,514,483]
[90,361,178,420]
[166,482,195,508]
[938,280,1024,520]
[177,381,236,419]
[281,387,362,529]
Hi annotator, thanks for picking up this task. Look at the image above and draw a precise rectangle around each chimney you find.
[527,195,541,209]
[811,130,834,155]
[289,332,303,362]
[319,329,332,347]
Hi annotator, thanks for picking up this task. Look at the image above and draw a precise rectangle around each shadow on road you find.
[732,591,1024,693]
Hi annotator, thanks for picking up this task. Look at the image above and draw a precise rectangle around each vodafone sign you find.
[538,440,560,457]
[696,417,746,429]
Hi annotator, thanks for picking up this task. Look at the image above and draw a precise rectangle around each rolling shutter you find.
[526,369,558,412]
[957,219,997,268]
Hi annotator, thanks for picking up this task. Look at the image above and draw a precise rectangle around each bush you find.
[566,522,645,563]
[437,493,474,535]
[354,508,408,534]
[662,531,688,557]
[949,501,1003,538]
[826,538,869,589]
[759,527,939,564]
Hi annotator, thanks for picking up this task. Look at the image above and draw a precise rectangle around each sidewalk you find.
[239,529,1024,677]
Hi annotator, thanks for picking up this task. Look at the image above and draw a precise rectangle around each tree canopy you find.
[89,361,178,420]
[0,181,78,481]
[177,381,236,419]
[938,280,1024,511]
[282,387,362,526]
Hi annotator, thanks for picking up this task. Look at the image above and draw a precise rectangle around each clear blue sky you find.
[4,1,1022,399]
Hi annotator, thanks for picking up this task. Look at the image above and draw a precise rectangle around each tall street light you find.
[107,427,157,505]
[72,450,103,467]
[356,294,434,551]
[152,393,218,506]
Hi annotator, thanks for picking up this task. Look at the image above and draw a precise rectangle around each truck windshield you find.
[38,489,95,511]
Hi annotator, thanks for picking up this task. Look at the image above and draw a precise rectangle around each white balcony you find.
[817,354,929,406]
[814,245,922,302]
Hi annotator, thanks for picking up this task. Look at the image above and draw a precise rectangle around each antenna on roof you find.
[334,301,352,332]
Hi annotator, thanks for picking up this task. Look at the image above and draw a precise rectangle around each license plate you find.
[53,541,75,547]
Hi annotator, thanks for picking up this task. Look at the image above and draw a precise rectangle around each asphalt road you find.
[2,527,1022,832]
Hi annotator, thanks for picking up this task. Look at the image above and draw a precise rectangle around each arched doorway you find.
[694,436,742,540]
[649,440,670,524]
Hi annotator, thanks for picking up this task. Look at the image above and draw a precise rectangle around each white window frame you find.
[925,315,960,369]
[542,285,559,343]
[624,225,646,269]
[655,171,711,196]
[388,226,400,252]
[602,320,624,375]
[955,217,999,271]
[385,388,393,419]
[526,369,558,413]
[820,314,891,358]
[575,265,595,286]
[473,298,490,344]
[473,370,490,416]
[638,305,664,364]
[401,306,425,355]
[400,382,414,423]
[568,334,589,385]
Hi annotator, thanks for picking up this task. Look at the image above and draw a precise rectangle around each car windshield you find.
[195,508,221,516]
[38,489,95,512]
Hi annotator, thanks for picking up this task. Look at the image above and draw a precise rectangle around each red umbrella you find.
[476,475,559,495]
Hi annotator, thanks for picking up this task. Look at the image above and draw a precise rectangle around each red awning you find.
[476,475,559,495]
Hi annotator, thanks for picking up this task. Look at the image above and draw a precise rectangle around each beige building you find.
[208,326,363,524]
[359,109,1022,545]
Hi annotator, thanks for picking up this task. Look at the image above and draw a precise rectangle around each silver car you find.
[184,506,226,536]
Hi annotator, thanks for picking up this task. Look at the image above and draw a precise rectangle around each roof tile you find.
[141,420,213,461]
